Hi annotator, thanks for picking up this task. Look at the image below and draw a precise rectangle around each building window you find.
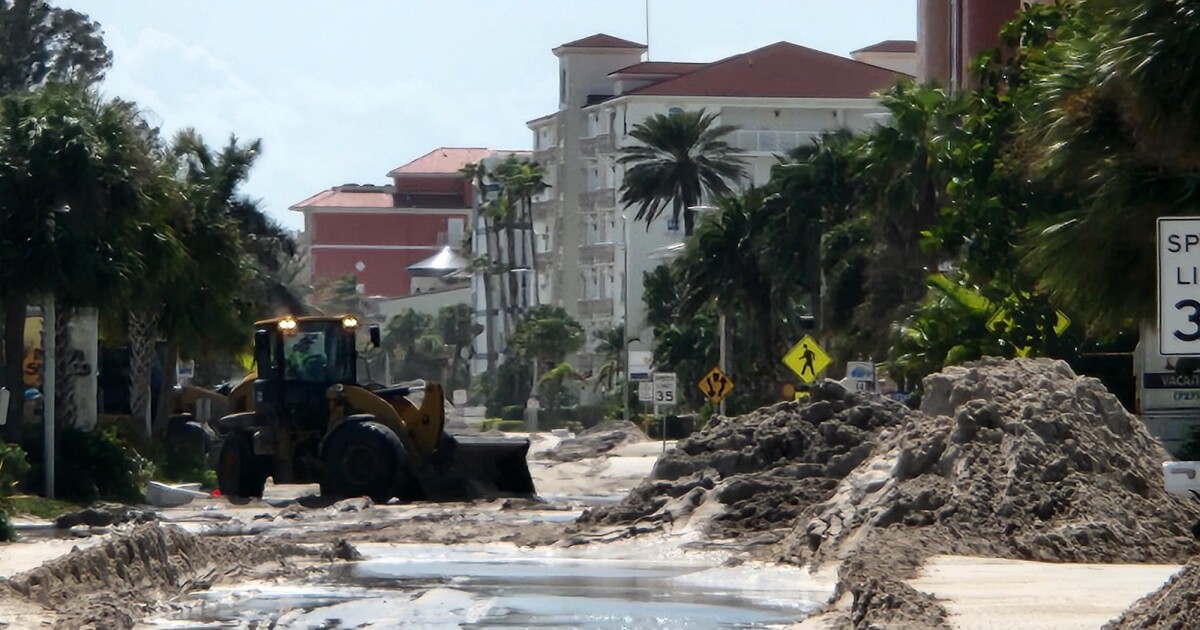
[666,216,680,232]
[560,70,567,105]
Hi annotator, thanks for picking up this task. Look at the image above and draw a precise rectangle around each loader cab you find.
[252,316,381,430]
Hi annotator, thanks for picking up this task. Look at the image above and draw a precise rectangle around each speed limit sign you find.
[652,372,677,406]
[1159,217,1200,355]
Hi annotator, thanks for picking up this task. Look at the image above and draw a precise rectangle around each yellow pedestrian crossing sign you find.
[698,367,734,405]
[783,335,830,383]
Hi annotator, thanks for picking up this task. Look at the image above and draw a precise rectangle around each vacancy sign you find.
[1159,217,1200,355]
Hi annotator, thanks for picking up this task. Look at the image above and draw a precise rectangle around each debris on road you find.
[541,420,651,463]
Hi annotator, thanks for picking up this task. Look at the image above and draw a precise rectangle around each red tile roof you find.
[387,147,495,177]
[629,41,907,99]
[556,33,646,50]
[610,61,707,77]
[852,40,918,54]
[290,185,396,210]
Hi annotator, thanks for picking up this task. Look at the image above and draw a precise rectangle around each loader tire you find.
[321,421,407,503]
[216,431,268,503]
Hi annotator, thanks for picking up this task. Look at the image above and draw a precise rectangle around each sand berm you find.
[580,357,1200,629]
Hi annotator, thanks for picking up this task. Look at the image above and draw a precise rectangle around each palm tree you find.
[1019,0,1200,330]
[592,325,626,393]
[762,130,864,336]
[676,190,783,396]
[461,161,500,374]
[851,82,951,356]
[0,84,156,440]
[125,130,283,435]
[618,109,748,236]
[507,159,549,306]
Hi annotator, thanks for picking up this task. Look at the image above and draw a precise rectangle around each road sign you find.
[985,295,1071,357]
[638,381,654,403]
[846,361,875,393]
[177,359,195,379]
[1159,217,1200,355]
[698,367,734,405]
[629,351,653,381]
[783,335,830,383]
[652,372,677,406]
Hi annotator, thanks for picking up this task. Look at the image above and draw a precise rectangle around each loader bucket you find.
[418,433,537,501]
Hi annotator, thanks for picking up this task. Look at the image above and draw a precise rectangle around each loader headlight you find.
[278,318,298,331]
[342,317,359,329]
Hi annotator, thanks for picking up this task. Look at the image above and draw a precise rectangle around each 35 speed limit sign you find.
[1158,217,1200,355]
[652,372,677,406]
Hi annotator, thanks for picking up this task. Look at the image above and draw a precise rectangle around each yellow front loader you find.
[200,315,534,503]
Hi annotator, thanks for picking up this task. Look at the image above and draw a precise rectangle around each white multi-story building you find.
[520,33,912,379]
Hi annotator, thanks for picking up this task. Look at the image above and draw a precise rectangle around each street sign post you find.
[1158,217,1200,355]
[698,366,734,406]
[783,335,831,383]
[652,372,677,453]
[638,381,654,403]
[846,361,876,393]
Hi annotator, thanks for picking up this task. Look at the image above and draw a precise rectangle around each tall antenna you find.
[645,0,651,60]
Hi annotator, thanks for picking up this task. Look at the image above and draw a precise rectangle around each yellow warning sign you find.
[783,335,830,383]
[698,367,734,405]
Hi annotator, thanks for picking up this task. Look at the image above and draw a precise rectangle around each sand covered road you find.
[3,367,1200,629]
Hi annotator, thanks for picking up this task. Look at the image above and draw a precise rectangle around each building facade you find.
[290,147,487,298]
[522,34,911,377]
[917,0,1055,88]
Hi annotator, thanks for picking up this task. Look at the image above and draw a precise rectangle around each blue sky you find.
[67,1,916,231]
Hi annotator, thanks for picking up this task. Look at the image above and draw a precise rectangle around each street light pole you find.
[621,210,632,425]
[689,205,728,417]
[43,204,68,500]
[43,295,55,500]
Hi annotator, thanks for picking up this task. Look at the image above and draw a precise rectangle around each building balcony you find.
[578,297,615,320]
[579,188,616,210]
[531,198,556,219]
[579,134,615,157]
[534,145,561,164]
[579,242,616,265]
[730,129,823,155]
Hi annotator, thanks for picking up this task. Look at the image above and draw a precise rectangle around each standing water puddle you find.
[155,543,828,628]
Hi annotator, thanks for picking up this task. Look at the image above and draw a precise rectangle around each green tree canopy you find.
[618,108,748,236]
[508,305,584,369]
[0,0,112,93]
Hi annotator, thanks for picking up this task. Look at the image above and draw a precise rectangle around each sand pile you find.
[0,523,344,629]
[1106,558,1200,629]
[541,420,651,462]
[576,357,1200,628]
[787,358,1198,571]
[579,381,913,539]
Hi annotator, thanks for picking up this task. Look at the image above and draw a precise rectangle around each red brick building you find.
[291,147,494,298]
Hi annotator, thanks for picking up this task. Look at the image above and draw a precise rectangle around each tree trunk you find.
[493,224,511,342]
[53,307,74,431]
[152,342,178,438]
[3,297,27,442]
[482,216,498,375]
[128,310,159,438]
[505,216,521,317]
[525,196,541,306]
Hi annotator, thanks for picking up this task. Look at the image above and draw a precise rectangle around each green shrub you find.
[21,427,154,504]
[501,405,525,421]
[0,509,12,542]
[0,442,30,497]
[158,448,217,489]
